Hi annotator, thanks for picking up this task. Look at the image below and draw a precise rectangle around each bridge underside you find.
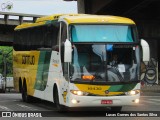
[77,0,160,75]
[0,12,42,46]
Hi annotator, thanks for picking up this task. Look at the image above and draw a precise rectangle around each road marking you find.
[143,101,155,103]
[142,100,159,105]
[16,104,38,111]
[149,99,160,102]
[141,96,160,97]
[136,103,145,106]
[139,97,160,106]
[0,105,12,111]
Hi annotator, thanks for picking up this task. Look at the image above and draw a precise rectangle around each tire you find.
[19,80,22,93]
[54,88,67,112]
[110,106,122,111]
[22,82,32,103]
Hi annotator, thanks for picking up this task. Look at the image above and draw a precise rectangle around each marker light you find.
[82,75,95,80]
[70,90,89,96]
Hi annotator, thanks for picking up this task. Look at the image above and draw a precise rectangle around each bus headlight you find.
[126,90,140,95]
[130,90,136,95]
[70,90,89,96]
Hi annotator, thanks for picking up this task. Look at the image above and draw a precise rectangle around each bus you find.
[13,14,150,111]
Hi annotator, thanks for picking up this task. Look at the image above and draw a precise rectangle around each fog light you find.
[71,99,79,104]
[135,99,139,103]
[130,90,136,95]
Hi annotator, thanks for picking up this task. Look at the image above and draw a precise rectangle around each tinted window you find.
[71,25,136,43]
[14,21,60,51]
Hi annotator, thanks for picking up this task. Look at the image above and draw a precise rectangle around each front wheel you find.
[22,83,32,103]
[54,88,67,112]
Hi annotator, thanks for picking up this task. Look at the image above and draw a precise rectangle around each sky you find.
[0,0,77,15]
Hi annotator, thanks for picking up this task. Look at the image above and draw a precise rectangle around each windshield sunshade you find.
[71,25,135,43]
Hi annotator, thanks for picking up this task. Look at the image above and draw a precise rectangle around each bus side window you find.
[60,22,68,79]
[14,29,30,51]
[45,23,60,49]
[29,26,44,50]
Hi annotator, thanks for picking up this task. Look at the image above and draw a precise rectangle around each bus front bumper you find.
[67,94,140,107]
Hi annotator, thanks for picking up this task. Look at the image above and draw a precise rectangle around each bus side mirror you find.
[64,39,72,62]
[141,39,150,62]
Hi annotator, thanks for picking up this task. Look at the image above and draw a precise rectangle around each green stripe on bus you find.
[108,83,137,92]
[34,51,52,91]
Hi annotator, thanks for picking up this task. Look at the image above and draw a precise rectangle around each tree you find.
[0,46,13,77]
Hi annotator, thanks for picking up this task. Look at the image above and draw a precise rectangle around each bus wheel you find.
[110,106,122,111]
[54,88,67,112]
[19,79,22,93]
[22,83,32,103]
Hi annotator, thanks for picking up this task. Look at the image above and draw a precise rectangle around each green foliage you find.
[0,46,13,77]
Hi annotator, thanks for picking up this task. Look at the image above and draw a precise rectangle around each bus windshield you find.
[71,25,136,43]
[70,44,140,83]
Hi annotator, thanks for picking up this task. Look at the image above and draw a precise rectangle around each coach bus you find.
[13,14,150,111]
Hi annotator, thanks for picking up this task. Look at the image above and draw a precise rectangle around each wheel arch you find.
[53,83,62,103]
[53,83,58,102]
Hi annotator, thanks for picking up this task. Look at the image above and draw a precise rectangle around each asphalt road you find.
[0,92,160,120]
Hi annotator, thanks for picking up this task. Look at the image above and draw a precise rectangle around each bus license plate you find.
[101,100,113,104]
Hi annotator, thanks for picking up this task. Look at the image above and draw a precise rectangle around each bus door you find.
[59,22,70,104]
[34,50,52,99]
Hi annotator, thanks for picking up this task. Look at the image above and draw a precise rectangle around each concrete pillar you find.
[4,15,9,24]
[33,17,37,23]
[77,0,85,13]
[19,16,23,25]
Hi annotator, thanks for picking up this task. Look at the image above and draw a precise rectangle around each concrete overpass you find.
[0,12,43,45]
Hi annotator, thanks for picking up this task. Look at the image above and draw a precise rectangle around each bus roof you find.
[15,14,135,30]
